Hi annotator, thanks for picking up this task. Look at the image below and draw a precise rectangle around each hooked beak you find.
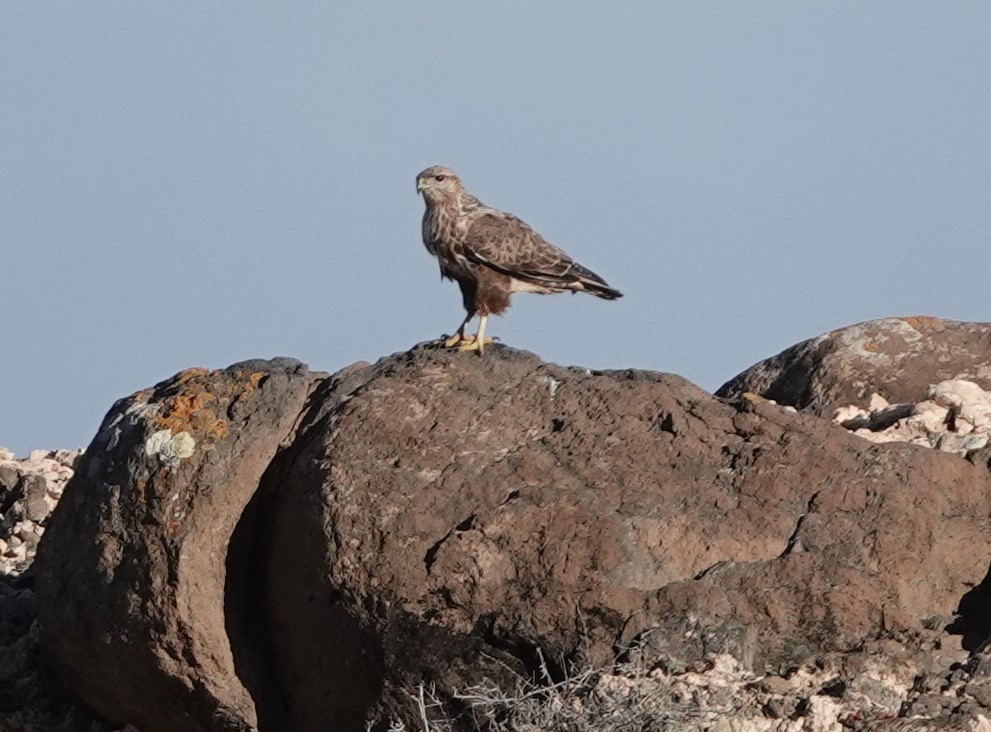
[416,177,426,193]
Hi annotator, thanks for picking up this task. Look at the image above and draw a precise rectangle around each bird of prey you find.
[416,165,622,354]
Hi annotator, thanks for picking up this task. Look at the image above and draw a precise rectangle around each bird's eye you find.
[434,175,446,182]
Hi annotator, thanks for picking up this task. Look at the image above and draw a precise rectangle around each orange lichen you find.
[863,342,879,352]
[154,385,229,440]
[901,316,944,332]
[173,367,211,383]
[225,371,266,396]
[147,369,266,442]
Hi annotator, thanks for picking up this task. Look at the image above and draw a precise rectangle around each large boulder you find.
[716,316,991,414]
[33,343,991,731]
[35,358,326,732]
[262,346,991,730]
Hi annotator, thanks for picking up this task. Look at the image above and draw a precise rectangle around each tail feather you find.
[571,262,623,300]
[503,261,623,299]
[579,276,623,300]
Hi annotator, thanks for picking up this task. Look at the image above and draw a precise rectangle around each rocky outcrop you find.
[34,359,326,732]
[716,316,991,415]
[27,335,991,731]
[263,347,991,730]
[0,449,113,732]
[0,448,80,575]
[432,643,991,731]
[831,380,991,456]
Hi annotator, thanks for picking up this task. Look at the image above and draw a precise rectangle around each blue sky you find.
[2,3,990,456]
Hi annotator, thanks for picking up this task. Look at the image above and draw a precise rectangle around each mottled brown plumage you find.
[416,165,622,353]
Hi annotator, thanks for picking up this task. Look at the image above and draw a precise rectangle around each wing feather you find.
[463,212,590,284]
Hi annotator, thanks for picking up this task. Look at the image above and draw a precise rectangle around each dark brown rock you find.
[716,316,991,414]
[35,358,326,732]
[264,345,991,730]
[0,577,113,732]
[23,474,50,522]
[32,343,991,732]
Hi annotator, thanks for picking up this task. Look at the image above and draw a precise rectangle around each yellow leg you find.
[443,314,473,348]
[457,315,492,354]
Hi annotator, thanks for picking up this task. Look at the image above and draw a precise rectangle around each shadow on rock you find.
[951,560,991,652]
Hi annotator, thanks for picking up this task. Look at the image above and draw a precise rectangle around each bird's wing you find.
[462,210,609,289]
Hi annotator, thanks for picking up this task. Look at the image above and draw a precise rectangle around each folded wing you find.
[462,211,622,300]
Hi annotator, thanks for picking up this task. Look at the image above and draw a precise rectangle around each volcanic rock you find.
[34,359,326,732]
[29,339,991,731]
[262,346,991,729]
[717,316,991,415]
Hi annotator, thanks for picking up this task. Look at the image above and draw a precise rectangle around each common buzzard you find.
[416,165,622,354]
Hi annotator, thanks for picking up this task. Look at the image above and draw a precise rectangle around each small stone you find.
[850,675,905,711]
[25,497,51,523]
[22,475,50,522]
[965,680,991,708]
[906,692,953,718]
[0,447,15,461]
[834,405,869,428]
[869,393,890,411]
[16,528,40,551]
[27,449,51,462]
[949,668,970,685]
[937,433,989,456]
[914,673,944,693]
[909,401,951,431]
[0,463,20,491]
[969,654,991,678]
[762,696,800,719]
[53,448,83,468]
[760,675,794,695]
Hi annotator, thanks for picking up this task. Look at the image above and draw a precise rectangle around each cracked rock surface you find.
[262,344,991,730]
[19,330,991,731]
[35,359,327,732]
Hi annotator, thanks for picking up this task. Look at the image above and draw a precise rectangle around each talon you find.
[438,314,493,354]
[457,338,489,354]
[456,336,493,354]
[457,315,492,355]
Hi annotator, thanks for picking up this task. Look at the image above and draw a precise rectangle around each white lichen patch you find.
[145,429,196,468]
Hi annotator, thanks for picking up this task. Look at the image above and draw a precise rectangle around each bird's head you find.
[416,165,463,203]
